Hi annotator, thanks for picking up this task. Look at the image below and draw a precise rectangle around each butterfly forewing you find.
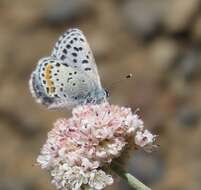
[51,28,102,87]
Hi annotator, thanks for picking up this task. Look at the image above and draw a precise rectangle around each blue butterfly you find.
[29,28,107,109]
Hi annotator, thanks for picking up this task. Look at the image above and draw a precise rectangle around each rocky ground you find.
[0,0,201,190]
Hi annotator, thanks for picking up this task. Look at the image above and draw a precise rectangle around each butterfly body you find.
[29,29,106,109]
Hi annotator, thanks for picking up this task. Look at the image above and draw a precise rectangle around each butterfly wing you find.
[29,56,99,109]
[51,28,102,89]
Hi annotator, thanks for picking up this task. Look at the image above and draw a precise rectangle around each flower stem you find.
[111,161,152,190]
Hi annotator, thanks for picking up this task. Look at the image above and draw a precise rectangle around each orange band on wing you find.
[44,64,55,93]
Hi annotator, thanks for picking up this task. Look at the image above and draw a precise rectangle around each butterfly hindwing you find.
[29,56,99,109]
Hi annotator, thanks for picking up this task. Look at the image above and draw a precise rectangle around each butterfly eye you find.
[104,89,109,98]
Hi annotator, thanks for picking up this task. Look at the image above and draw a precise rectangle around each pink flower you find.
[135,129,157,153]
[37,103,156,190]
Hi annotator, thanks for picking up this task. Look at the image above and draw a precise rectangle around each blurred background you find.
[0,0,201,189]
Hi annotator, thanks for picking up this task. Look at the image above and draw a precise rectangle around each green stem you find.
[111,161,152,190]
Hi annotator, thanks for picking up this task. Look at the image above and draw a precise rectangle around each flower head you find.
[37,103,156,190]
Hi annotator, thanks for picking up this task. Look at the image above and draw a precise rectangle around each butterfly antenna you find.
[107,73,133,91]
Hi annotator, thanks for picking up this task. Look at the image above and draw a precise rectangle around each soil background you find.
[0,0,201,190]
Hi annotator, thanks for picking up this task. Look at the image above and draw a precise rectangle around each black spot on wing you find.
[63,63,69,67]
[46,87,49,93]
[82,60,88,64]
[73,47,79,51]
[67,77,73,82]
[61,55,66,60]
[72,52,77,57]
[66,44,71,49]
[63,49,67,54]
[54,94,59,98]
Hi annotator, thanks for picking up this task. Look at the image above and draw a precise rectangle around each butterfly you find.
[29,28,107,109]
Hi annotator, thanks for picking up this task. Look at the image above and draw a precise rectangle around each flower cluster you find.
[37,103,156,190]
